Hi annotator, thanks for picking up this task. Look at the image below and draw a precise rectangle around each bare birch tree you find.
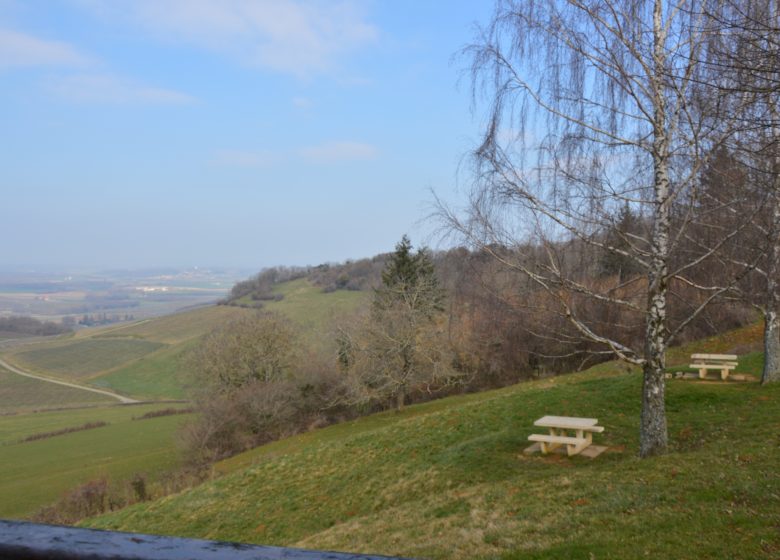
[442,0,757,457]
[707,0,780,384]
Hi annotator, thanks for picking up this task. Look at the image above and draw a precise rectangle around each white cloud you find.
[211,149,277,168]
[0,29,90,68]
[291,96,313,109]
[300,141,377,163]
[77,0,378,77]
[49,73,195,104]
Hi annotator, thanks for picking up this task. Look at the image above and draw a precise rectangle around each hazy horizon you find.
[1,1,491,270]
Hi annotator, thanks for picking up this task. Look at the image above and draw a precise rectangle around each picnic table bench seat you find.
[528,433,590,456]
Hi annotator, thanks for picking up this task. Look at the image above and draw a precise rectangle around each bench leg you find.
[567,439,590,456]
[566,430,591,456]
[545,429,562,452]
[699,368,707,380]
[721,369,728,381]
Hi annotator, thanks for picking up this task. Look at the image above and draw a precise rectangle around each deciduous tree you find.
[441,0,757,456]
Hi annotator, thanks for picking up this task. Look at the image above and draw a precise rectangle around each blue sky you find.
[0,1,494,270]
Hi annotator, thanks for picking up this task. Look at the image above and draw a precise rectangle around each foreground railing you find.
[0,520,412,560]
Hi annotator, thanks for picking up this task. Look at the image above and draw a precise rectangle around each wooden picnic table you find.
[528,415,604,456]
[689,353,738,380]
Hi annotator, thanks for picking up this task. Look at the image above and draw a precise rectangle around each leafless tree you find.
[441,0,758,457]
[188,311,298,390]
[706,0,780,383]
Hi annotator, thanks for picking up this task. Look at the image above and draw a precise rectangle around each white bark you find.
[762,154,780,383]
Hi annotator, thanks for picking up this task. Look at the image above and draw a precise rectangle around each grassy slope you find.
[98,305,254,345]
[88,340,197,400]
[83,328,780,559]
[0,306,253,402]
[2,284,361,403]
[0,403,192,519]
[11,339,165,380]
[234,279,368,350]
[0,365,114,414]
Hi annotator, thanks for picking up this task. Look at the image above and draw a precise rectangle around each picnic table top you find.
[691,353,737,361]
[534,415,599,429]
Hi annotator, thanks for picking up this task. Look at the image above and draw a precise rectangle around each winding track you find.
[0,356,139,404]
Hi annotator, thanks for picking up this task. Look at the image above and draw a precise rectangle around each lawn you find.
[84,354,780,559]
[0,403,192,519]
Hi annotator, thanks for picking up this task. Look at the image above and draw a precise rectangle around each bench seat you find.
[528,434,584,445]
[528,433,590,456]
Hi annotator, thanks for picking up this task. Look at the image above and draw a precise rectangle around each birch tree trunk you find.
[639,0,671,456]
[762,157,780,384]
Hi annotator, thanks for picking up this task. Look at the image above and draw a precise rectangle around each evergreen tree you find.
[342,236,457,410]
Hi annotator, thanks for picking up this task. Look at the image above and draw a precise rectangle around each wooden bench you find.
[689,353,738,380]
[528,416,605,456]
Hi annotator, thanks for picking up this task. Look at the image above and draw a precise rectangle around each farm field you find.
[0,305,254,402]
[94,305,255,345]
[0,403,192,519]
[0,280,369,520]
[84,326,780,560]
[11,339,166,380]
[88,341,198,400]
[0,365,114,414]
[1,282,365,403]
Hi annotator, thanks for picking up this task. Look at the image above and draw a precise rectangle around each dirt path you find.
[0,357,139,404]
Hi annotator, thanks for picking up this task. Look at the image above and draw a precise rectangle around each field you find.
[0,403,192,519]
[233,279,368,350]
[88,341,198,400]
[0,280,372,523]
[0,305,254,403]
[11,339,166,380]
[0,365,114,414]
[1,282,365,405]
[83,328,780,559]
[95,305,255,345]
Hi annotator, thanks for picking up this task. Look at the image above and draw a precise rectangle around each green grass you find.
[89,340,198,400]
[0,366,114,414]
[10,339,166,380]
[0,403,192,519]
[1,282,362,403]
[83,352,780,559]
[245,279,368,351]
[96,306,253,344]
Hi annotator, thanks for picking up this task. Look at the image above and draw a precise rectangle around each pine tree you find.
[342,236,456,411]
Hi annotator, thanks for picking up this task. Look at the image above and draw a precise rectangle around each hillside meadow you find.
[0,365,114,414]
[83,329,780,559]
[1,282,363,404]
[0,282,371,520]
[0,403,193,519]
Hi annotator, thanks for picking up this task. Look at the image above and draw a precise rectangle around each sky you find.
[0,1,495,270]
